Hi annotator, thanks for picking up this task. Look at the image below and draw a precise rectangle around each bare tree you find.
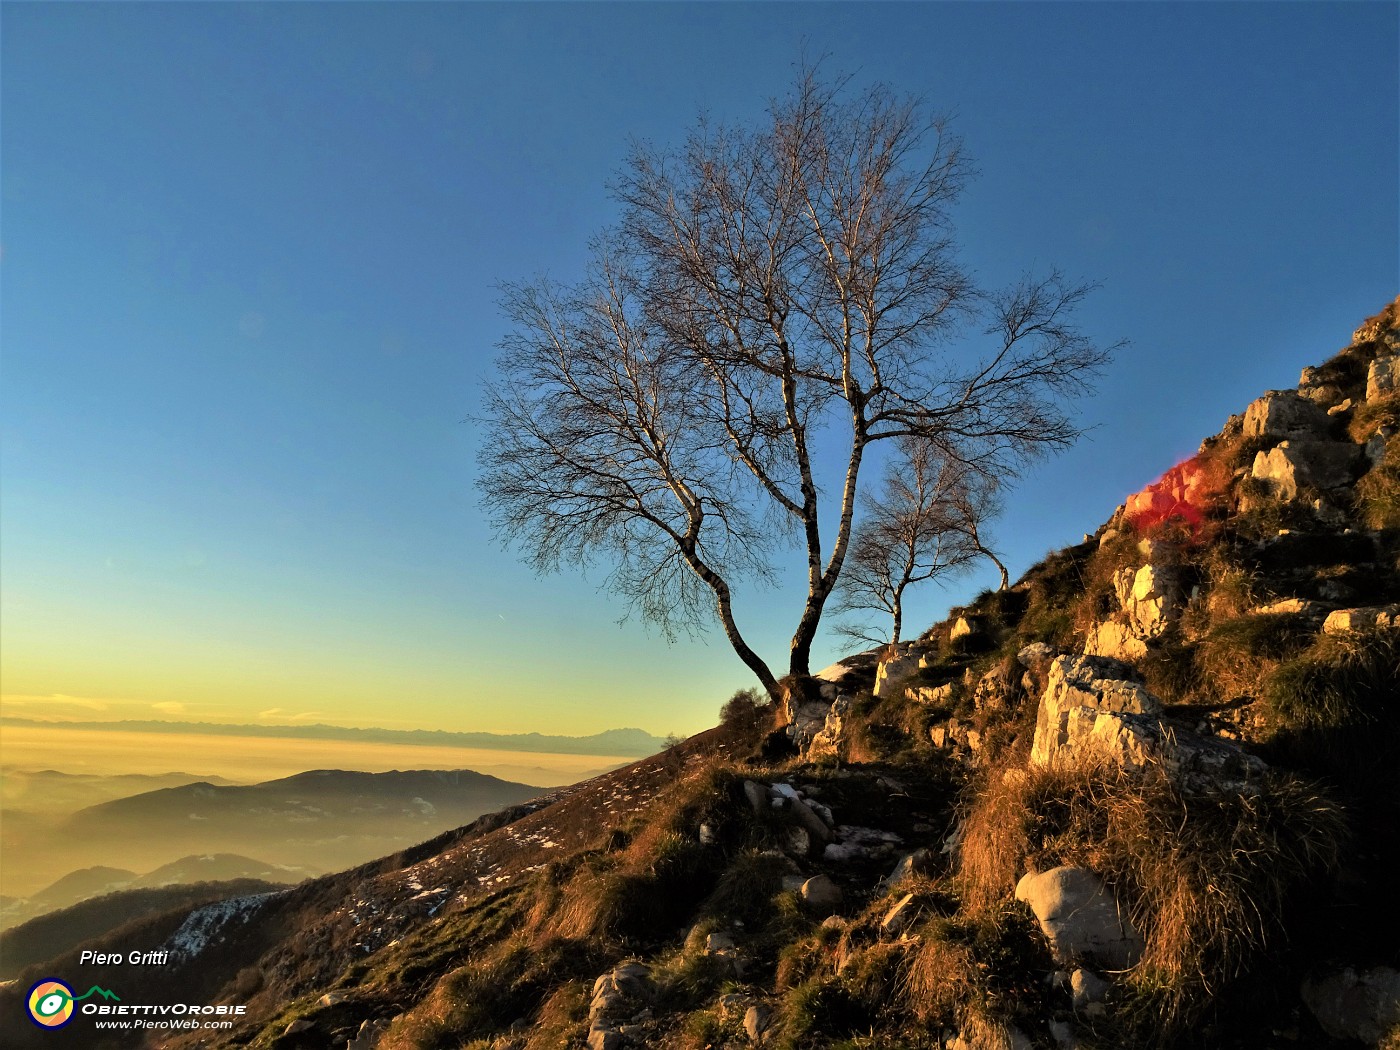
[834,438,1008,646]
[478,66,1118,700]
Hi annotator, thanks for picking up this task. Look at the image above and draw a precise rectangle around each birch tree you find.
[834,438,1008,646]
[478,67,1117,700]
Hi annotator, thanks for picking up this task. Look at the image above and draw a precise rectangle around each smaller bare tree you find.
[834,439,1008,645]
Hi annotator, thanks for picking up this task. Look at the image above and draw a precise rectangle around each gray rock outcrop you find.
[1015,866,1143,970]
[1242,390,1329,440]
[1251,440,1361,500]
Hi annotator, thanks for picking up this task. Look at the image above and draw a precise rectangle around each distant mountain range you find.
[2,768,546,909]
[1,717,669,756]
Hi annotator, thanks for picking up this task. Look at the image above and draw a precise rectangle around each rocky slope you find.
[3,299,1397,1049]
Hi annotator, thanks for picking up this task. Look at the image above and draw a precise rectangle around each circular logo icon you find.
[27,979,76,1028]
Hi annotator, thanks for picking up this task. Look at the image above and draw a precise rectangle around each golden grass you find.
[957,756,1345,1036]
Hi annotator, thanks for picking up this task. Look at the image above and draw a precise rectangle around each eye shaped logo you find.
[27,980,75,1028]
[26,979,120,1029]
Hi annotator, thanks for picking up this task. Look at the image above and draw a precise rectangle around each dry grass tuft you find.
[957,756,1346,1037]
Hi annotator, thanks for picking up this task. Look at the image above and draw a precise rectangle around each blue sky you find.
[2,2,1396,737]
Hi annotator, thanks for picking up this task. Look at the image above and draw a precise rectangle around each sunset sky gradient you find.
[2,3,1395,738]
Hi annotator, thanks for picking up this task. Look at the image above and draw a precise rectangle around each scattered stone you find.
[1015,867,1143,970]
[1071,968,1110,1014]
[1253,597,1328,617]
[347,1018,389,1050]
[698,823,716,845]
[789,798,835,843]
[881,892,919,934]
[1322,604,1400,634]
[316,992,348,1007]
[742,780,769,815]
[1048,1019,1078,1048]
[1301,966,1400,1044]
[283,1019,314,1036]
[799,874,843,912]
[587,1026,624,1050]
[783,826,812,856]
[1328,397,1355,416]
[929,725,948,749]
[884,849,935,891]
[705,930,736,952]
[950,616,976,642]
[743,1004,774,1044]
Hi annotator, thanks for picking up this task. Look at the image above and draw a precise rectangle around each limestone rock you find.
[1120,562,1181,639]
[908,681,956,706]
[705,931,736,952]
[1015,866,1143,970]
[1030,655,1265,790]
[874,644,922,697]
[347,1019,389,1050]
[881,892,918,934]
[1242,390,1329,440]
[743,1003,774,1044]
[1301,966,1400,1044]
[780,678,835,751]
[1251,440,1360,499]
[1084,620,1148,662]
[587,1027,625,1050]
[1323,604,1400,634]
[799,875,843,912]
[1071,968,1110,1014]
[884,849,935,892]
[1030,655,1162,771]
[1367,354,1398,402]
[806,696,850,761]
[950,616,976,642]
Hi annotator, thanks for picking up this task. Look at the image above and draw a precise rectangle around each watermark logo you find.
[26,980,119,1029]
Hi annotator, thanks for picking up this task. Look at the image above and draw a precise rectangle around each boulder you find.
[950,616,976,642]
[789,798,835,843]
[1242,390,1329,440]
[743,1004,774,1044]
[1118,562,1181,640]
[705,931,736,952]
[1251,440,1361,499]
[799,875,843,912]
[587,1027,625,1050]
[1015,866,1143,970]
[1301,966,1400,1044]
[1070,968,1109,1014]
[1323,604,1400,635]
[1367,354,1398,402]
[884,849,935,891]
